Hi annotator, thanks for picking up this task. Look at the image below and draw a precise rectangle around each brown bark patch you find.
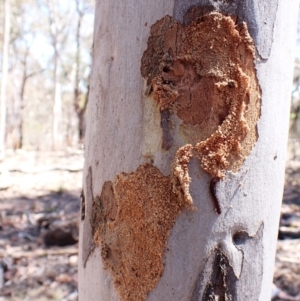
[141,12,261,180]
[91,164,190,301]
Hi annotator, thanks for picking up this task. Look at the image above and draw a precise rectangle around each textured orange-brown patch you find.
[91,164,189,301]
[171,144,194,207]
[141,12,261,181]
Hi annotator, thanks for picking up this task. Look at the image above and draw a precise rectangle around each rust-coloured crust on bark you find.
[91,164,190,301]
[141,12,261,179]
[171,144,194,206]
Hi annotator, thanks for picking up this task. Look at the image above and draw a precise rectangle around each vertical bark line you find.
[210,178,221,215]
[81,166,96,267]
[80,190,85,221]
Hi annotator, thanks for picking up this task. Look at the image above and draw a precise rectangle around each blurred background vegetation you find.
[0,0,94,154]
[0,1,93,300]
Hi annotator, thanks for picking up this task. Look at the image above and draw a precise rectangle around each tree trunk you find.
[15,56,28,150]
[0,0,10,158]
[79,1,299,301]
[46,0,63,151]
[73,0,88,145]
[52,54,62,150]
[71,0,90,145]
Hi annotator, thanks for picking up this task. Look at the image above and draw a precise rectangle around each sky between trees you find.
[0,0,94,152]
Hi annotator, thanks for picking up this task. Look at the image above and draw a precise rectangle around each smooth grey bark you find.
[79,1,299,300]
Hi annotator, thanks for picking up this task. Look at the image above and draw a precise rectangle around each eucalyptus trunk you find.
[79,1,299,300]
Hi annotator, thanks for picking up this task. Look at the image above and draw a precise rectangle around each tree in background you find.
[0,0,10,158]
[43,0,75,150]
[8,0,44,149]
[73,0,91,144]
[0,0,94,152]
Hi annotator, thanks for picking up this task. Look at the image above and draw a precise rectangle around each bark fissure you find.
[82,167,96,267]
[202,251,237,301]
[80,190,85,221]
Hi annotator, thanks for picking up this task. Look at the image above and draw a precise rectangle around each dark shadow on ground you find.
[0,191,80,301]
